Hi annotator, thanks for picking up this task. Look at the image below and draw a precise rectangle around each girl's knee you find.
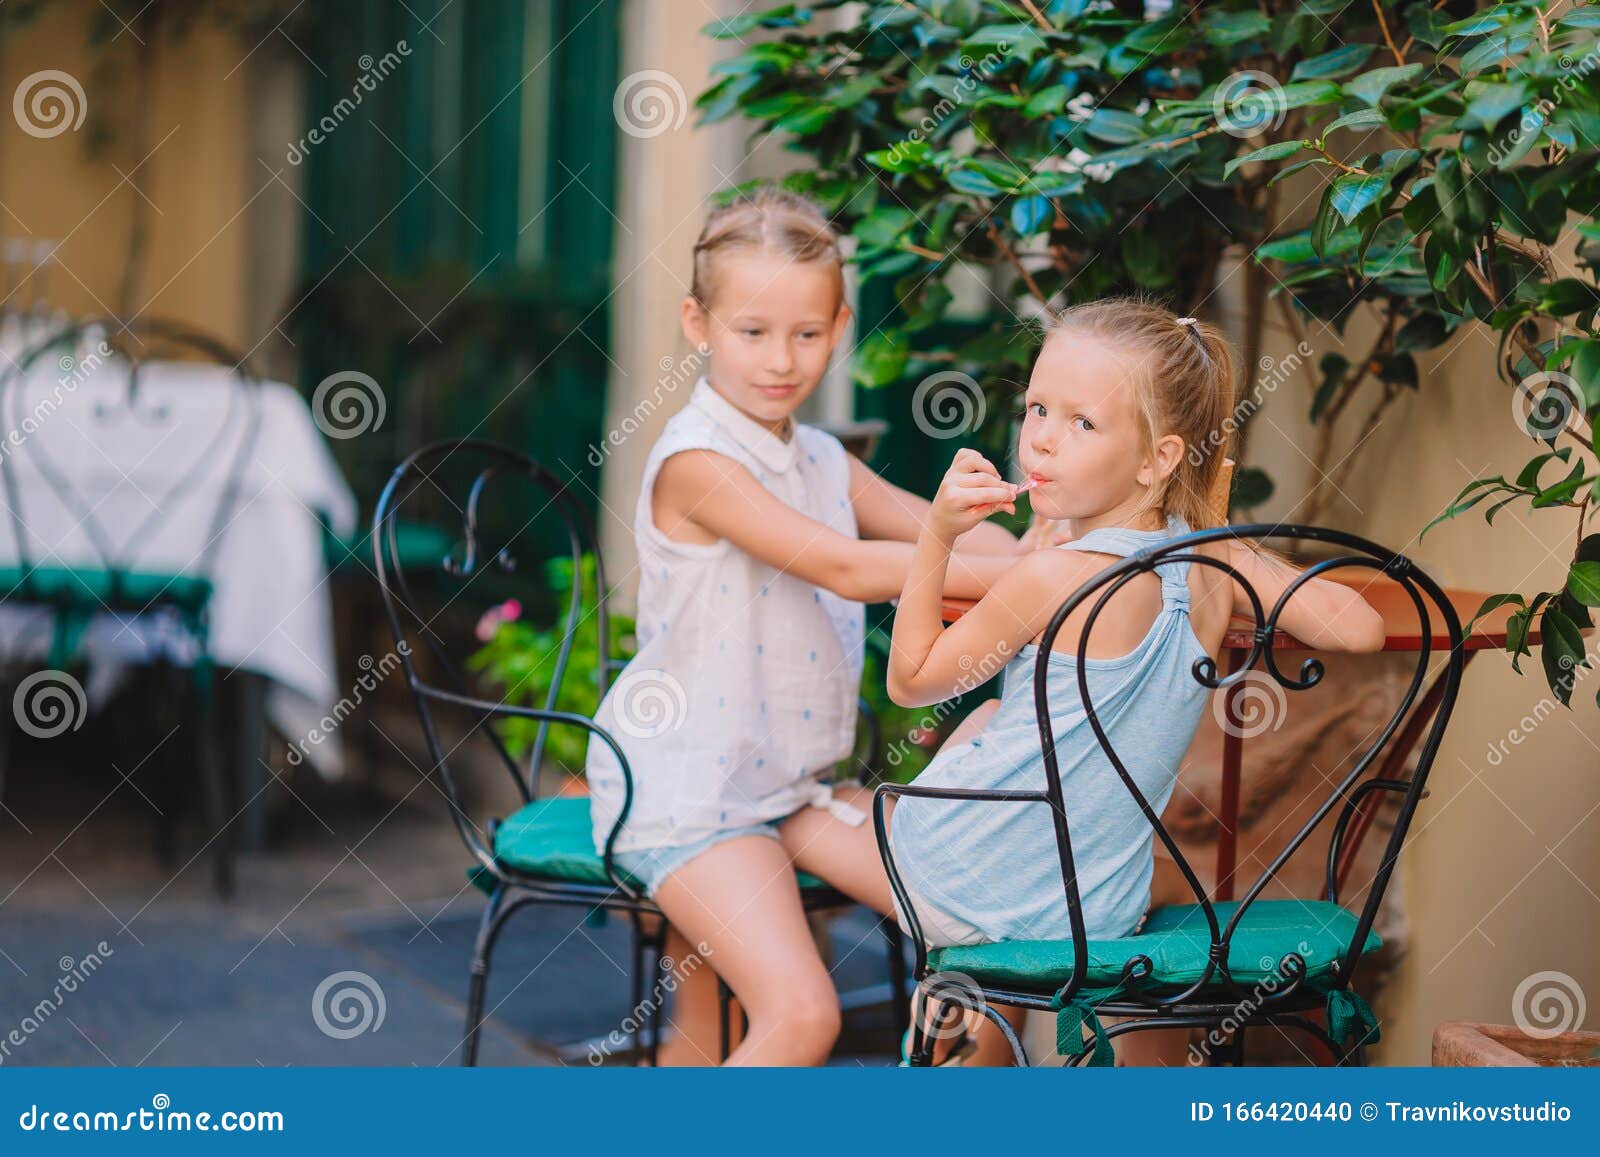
[786,988,842,1054]
[749,980,841,1056]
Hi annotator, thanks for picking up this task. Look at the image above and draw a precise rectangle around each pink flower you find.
[474,599,523,643]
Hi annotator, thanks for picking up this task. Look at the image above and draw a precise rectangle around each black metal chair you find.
[372,439,908,1065]
[0,317,262,896]
[876,524,1464,1067]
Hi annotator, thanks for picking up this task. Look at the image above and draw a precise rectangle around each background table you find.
[0,354,358,778]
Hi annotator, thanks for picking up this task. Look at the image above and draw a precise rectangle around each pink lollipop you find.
[1012,477,1040,494]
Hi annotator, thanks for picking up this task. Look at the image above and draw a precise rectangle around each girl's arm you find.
[847,455,1020,553]
[1225,541,1386,653]
[656,450,1015,603]
[887,448,1097,706]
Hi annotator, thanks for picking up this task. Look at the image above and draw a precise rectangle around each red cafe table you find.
[939,572,1527,902]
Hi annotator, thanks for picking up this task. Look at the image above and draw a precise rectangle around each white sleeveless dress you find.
[586,378,867,856]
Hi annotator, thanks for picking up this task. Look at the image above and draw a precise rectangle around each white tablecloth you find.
[0,342,358,777]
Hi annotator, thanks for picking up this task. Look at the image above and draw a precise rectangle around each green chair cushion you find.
[476,796,831,892]
[0,564,212,613]
[927,899,1380,994]
[325,521,454,573]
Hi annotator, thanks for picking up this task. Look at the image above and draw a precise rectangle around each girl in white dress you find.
[585,188,1021,1065]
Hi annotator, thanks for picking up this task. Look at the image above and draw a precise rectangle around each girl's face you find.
[680,251,850,433]
[1017,333,1184,526]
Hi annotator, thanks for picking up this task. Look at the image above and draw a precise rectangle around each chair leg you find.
[193,665,233,900]
[976,1002,1029,1067]
[646,922,668,1067]
[629,917,647,1066]
[905,981,945,1067]
[717,976,732,1062]
[462,887,512,1067]
[883,921,910,1039]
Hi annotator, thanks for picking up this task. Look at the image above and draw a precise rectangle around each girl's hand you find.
[929,448,1015,541]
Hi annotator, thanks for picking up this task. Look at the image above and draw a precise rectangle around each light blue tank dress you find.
[889,515,1209,945]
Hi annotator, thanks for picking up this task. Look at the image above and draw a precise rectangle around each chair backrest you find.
[371,439,627,878]
[0,316,261,596]
[1033,523,1463,1005]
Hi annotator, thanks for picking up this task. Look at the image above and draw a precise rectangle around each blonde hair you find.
[1041,296,1237,530]
[690,186,844,308]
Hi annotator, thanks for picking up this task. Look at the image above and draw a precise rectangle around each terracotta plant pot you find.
[1432,1021,1600,1067]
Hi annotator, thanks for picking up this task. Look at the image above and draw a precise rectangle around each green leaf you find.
[855,206,918,249]
[703,4,808,39]
[947,165,1005,197]
[1464,592,1526,638]
[1540,279,1600,317]
[1309,352,1349,423]
[1010,194,1054,237]
[1394,312,1451,353]
[1291,43,1374,81]
[1024,85,1071,118]
[1344,63,1425,106]
[1540,606,1588,705]
[1461,81,1528,131]
[1330,172,1386,222]
[1268,158,1327,186]
[1321,108,1385,136]
[1441,13,1509,36]
[1084,107,1147,145]
[852,330,909,388]
[1272,80,1344,111]
[1121,229,1172,287]
[1223,139,1308,179]
[1201,10,1272,48]
[1568,561,1600,607]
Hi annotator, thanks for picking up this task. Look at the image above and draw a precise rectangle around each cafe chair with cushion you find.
[373,440,907,1066]
[0,316,262,897]
[875,524,1464,1067]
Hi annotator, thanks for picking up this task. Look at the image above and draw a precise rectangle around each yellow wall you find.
[0,6,252,344]
[1247,275,1600,1062]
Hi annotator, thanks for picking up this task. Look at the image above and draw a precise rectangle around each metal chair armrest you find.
[413,683,643,897]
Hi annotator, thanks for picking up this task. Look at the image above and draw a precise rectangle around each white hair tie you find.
[1176,316,1198,326]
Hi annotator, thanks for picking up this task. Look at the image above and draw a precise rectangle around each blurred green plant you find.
[468,554,636,772]
[702,0,1600,708]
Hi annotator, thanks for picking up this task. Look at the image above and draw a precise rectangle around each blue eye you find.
[1027,402,1046,418]
[1073,415,1095,431]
